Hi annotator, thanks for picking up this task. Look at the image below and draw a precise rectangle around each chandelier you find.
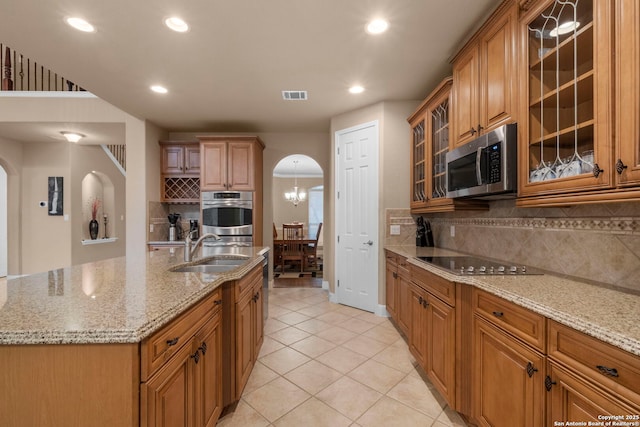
[284,160,307,206]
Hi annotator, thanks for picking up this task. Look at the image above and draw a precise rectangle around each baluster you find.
[2,46,13,90]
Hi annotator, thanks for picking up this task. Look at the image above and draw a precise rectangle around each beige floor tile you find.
[386,373,447,419]
[267,326,311,345]
[259,347,311,375]
[315,325,359,345]
[339,318,377,334]
[356,396,436,427]
[341,335,389,358]
[264,318,290,335]
[290,335,337,358]
[258,336,286,359]
[316,346,369,374]
[242,361,280,395]
[271,298,310,311]
[294,318,332,334]
[273,397,352,427]
[434,406,470,426]
[316,310,353,325]
[275,311,312,325]
[348,359,406,394]
[362,324,403,345]
[297,303,337,317]
[354,311,390,325]
[216,399,270,427]
[301,294,330,305]
[243,377,310,423]
[283,360,343,395]
[267,305,293,319]
[316,377,383,421]
[333,305,370,317]
[371,343,416,373]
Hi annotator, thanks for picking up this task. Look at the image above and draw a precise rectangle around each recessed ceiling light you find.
[61,131,85,143]
[366,19,388,35]
[165,17,189,33]
[549,20,580,37]
[349,85,365,94]
[66,17,95,33]
[151,85,168,94]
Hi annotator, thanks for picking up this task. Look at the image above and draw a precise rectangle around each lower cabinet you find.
[396,267,412,336]
[141,291,223,427]
[384,252,398,320]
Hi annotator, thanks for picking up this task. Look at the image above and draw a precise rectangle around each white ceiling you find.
[0,0,500,142]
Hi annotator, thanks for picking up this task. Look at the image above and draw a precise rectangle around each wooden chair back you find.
[283,223,303,239]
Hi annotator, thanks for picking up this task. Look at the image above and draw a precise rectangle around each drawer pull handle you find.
[492,311,504,318]
[199,341,207,355]
[596,365,619,377]
[214,299,222,306]
[526,362,538,378]
[191,350,200,364]
[545,375,556,391]
[166,337,179,346]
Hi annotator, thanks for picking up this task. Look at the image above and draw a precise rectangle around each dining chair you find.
[304,222,322,270]
[281,236,305,273]
[283,223,303,239]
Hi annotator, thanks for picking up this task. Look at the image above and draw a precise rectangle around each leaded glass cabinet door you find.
[410,115,427,209]
[519,0,613,198]
[429,95,449,202]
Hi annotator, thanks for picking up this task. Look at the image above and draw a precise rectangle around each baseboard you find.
[322,280,329,290]
[376,304,391,318]
[329,291,338,303]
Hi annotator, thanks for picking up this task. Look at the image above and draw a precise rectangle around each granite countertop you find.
[385,245,640,357]
[0,246,268,345]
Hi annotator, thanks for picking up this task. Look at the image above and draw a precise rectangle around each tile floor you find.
[216,287,469,427]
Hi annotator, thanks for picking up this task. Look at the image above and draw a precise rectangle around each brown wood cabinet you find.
[396,257,412,336]
[141,289,223,427]
[409,266,456,407]
[222,263,264,406]
[160,141,201,203]
[451,0,517,147]
[384,251,398,320]
[199,137,264,192]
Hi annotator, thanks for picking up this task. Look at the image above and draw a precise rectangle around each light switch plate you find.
[390,225,401,235]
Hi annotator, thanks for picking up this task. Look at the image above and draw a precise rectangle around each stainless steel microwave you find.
[446,123,517,199]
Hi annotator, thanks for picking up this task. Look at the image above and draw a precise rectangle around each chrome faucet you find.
[184,231,221,262]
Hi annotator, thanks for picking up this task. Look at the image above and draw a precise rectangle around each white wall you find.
[0,166,6,277]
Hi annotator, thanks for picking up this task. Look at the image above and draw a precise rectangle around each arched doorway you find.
[272,154,323,283]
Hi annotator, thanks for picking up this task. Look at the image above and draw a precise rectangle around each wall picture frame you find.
[48,176,63,216]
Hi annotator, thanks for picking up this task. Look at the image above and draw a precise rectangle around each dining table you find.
[273,235,317,272]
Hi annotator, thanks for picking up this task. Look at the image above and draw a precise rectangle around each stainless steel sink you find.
[170,255,249,274]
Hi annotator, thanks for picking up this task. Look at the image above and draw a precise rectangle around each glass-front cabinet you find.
[518,0,614,203]
[409,77,486,213]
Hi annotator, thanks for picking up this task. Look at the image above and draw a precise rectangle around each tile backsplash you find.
[148,201,200,241]
[386,201,640,293]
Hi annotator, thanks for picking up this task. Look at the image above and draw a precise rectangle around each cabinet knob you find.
[166,337,179,346]
[199,341,207,355]
[190,350,200,364]
[615,159,628,175]
[526,362,538,378]
[214,299,222,306]
[470,127,477,135]
[422,299,428,308]
[592,163,604,178]
[492,311,504,318]
[392,272,398,279]
[418,296,423,305]
[545,375,556,391]
[477,124,484,133]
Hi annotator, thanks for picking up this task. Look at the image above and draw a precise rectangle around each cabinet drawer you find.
[141,288,222,380]
[473,289,545,351]
[385,251,398,266]
[410,265,455,306]
[397,256,410,277]
[235,264,262,300]
[548,320,640,398]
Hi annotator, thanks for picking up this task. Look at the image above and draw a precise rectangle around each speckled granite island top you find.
[0,246,268,345]
[385,245,640,357]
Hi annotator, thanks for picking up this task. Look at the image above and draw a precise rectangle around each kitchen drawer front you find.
[473,289,545,351]
[385,250,398,266]
[141,288,222,380]
[410,265,456,306]
[235,264,262,300]
[548,320,640,398]
[397,256,410,277]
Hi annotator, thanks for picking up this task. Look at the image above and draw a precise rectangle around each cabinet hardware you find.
[166,337,179,346]
[199,341,207,355]
[615,159,628,175]
[596,365,619,377]
[526,362,538,377]
[592,163,604,178]
[422,299,429,308]
[214,299,222,306]
[418,296,423,305]
[477,124,484,132]
[545,375,556,391]
[190,350,200,364]
[392,272,398,279]
[492,311,504,318]
[470,127,477,135]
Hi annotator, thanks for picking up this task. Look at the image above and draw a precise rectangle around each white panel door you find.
[335,121,378,312]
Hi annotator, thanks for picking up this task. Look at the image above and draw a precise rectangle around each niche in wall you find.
[81,171,115,241]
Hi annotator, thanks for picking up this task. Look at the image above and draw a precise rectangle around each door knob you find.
[363,240,373,246]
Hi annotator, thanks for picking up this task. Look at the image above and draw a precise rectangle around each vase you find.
[89,219,99,240]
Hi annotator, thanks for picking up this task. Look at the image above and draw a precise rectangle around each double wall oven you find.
[201,191,253,246]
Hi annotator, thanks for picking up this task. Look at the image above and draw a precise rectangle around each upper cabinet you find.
[199,136,265,192]
[159,141,201,203]
[451,0,517,147]
[517,0,616,205]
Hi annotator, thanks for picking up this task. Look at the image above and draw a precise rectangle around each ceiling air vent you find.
[282,90,308,101]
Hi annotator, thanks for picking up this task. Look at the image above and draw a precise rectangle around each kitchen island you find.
[0,246,268,427]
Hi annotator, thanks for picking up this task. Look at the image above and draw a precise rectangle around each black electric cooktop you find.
[417,256,543,276]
